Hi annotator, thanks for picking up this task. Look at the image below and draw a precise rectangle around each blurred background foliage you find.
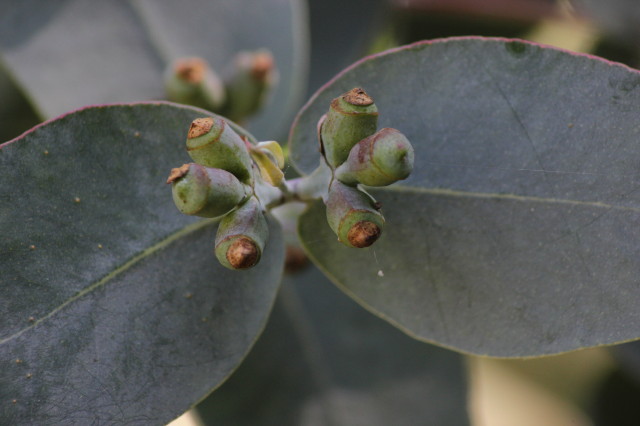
[4,0,640,424]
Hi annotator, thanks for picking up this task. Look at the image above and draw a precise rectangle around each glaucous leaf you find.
[0,103,284,424]
[195,265,469,425]
[291,37,640,357]
[0,0,308,137]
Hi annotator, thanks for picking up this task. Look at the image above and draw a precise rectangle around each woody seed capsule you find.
[186,117,253,183]
[320,87,378,168]
[215,197,269,270]
[325,180,384,248]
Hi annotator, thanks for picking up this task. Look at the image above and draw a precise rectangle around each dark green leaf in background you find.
[0,61,39,142]
[0,103,284,424]
[291,37,640,357]
[0,0,308,139]
[305,0,389,97]
[196,265,469,426]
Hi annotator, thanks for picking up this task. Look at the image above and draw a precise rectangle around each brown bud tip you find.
[226,237,259,269]
[347,221,381,248]
[175,58,207,83]
[251,52,275,81]
[166,163,190,184]
[188,117,214,139]
[343,88,374,106]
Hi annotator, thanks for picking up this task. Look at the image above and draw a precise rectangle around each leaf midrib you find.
[0,218,216,346]
[374,184,640,213]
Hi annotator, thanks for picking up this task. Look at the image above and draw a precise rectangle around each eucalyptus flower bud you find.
[325,180,384,248]
[215,197,269,270]
[165,57,226,111]
[222,49,277,122]
[320,87,378,168]
[167,163,249,218]
[249,141,285,186]
[334,128,414,186]
[186,117,253,183]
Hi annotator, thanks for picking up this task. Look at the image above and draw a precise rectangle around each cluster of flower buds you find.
[165,49,277,123]
[319,88,414,248]
[167,87,413,270]
[167,117,284,270]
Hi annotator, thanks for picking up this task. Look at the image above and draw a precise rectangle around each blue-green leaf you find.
[0,103,284,424]
[291,37,640,357]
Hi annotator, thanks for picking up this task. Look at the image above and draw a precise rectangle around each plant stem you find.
[283,160,332,202]
[255,160,333,209]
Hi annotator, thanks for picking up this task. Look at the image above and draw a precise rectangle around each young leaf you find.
[195,265,470,425]
[0,103,284,425]
[291,37,640,357]
[0,0,308,136]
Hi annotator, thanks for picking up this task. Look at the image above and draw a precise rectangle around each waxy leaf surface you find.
[0,0,307,138]
[0,103,284,424]
[291,37,640,356]
[196,265,469,425]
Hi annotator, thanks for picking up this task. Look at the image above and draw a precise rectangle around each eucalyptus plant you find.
[3,1,640,425]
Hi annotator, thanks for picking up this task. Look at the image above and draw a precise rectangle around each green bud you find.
[325,180,384,248]
[165,57,226,111]
[215,197,269,270]
[335,128,414,187]
[320,87,378,168]
[222,49,277,123]
[249,141,285,186]
[186,117,253,183]
[167,163,249,218]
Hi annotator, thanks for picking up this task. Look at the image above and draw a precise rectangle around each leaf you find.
[290,37,640,357]
[194,265,470,426]
[306,0,388,96]
[0,103,284,424]
[0,61,39,142]
[0,0,308,138]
